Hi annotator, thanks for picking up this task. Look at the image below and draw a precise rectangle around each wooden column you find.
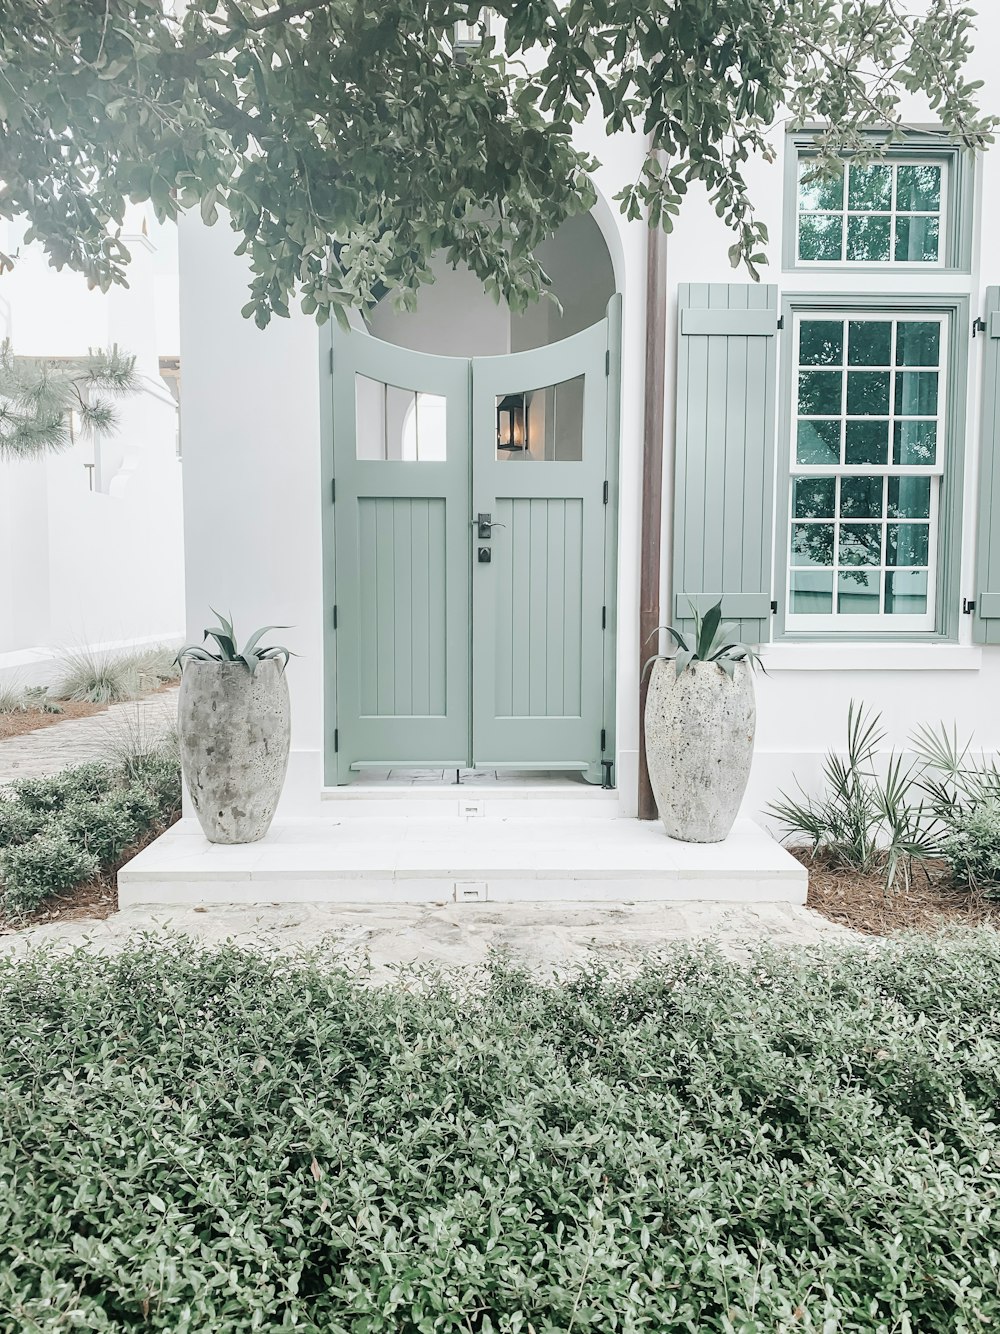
[638,212,668,821]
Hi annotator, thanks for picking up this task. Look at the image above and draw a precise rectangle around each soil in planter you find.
[794,848,1000,936]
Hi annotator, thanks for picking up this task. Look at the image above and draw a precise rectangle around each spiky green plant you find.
[643,599,762,679]
[52,648,140,705]
[177,611,292,676]
[0,341,139,461]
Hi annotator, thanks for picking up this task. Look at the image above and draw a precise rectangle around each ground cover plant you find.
[0,744,181,918]
[1,934,999,1331]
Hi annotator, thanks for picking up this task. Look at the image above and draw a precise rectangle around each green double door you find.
[326,299,620,784]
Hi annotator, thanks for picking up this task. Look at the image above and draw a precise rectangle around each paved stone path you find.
[0,689,178,783]
[0,898,859,971]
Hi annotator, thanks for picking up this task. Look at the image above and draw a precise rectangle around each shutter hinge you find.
[332,605,338,629]
[601,605,607,630]
[331,478,336,503]
[776,316,784,330]
[600,727,607,753]
[973,317,987,338]
[334,728,339,753]
[770,600,778,614]
[602,480,609,504]
[605,349,610,376]
[329,347,335,372]
[963,598,976,615]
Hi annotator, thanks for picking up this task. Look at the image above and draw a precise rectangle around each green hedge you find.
[0,752,181,916]
[1,935,999,1331]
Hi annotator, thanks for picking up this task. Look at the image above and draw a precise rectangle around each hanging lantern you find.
[496,392,528,453]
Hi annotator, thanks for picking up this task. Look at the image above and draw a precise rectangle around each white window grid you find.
[786,311,948,633]
[796,157,948,269]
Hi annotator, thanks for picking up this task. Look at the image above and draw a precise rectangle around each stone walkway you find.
[0,689,178,783]
[0,898,858,971]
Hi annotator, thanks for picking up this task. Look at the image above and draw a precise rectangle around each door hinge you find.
[602,480,609,504]
[329,346,335,373]
[973,317,987,338]
[331,478,336,503]
[332,605,338,629]
[601,605,607,630]
[777,316,785,330]
[605,349,610,376]
[964,598,976,615]
[770,599,778,614]
[600,727,607,753]
[334,728,339,753]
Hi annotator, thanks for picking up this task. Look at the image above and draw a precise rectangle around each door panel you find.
[331,332,470,779]
[471,323,609,768]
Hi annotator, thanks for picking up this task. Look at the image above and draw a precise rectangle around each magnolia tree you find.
[0,0,993,327]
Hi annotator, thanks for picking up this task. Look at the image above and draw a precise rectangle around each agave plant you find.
[643,599,763,679]
[176,611,292,676]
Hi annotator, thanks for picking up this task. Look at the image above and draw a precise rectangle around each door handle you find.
[473,512,506,539]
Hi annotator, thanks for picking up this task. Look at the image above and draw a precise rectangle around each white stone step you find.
[118,816,807,907]
[319,782,620,820]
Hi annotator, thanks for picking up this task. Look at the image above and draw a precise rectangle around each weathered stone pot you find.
[644,658,755,843]
[178,658,291,844]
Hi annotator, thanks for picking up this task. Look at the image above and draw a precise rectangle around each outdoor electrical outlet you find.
[455,881,488,902]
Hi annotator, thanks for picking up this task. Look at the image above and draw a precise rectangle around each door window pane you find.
[355,375,447,461]
[496,375,584,461]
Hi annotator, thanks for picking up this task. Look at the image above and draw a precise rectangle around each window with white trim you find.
[787,312,946,631]
[797,158,947,265]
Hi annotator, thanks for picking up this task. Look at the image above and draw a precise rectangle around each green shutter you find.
[673,283,778,644]
[974,286,1000,645]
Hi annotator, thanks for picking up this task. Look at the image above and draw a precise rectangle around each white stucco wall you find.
[0,211,185,680]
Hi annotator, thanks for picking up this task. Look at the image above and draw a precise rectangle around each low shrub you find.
[9,762,112,815]
[0,830,100,914]
[940,802,1000,896]
[51,643,181,705]
[0,799,46,848]
[1,936,1000,1330]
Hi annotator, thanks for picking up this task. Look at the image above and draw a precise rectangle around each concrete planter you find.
[644,658,756,843]
[177,658,290,844]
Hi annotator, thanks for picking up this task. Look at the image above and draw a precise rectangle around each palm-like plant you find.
[643,599,763,679]
[177,611,293,676]
[0,340,139,461]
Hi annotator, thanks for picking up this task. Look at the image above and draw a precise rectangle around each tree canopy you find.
[0,1,993,326]
[0,343,139,460]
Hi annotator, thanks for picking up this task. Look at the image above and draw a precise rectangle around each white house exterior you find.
[172,5,1000,841]
[0,209,184,685]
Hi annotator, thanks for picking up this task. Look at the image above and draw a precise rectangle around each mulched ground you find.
[794,847,1000,935]
[0,813,181,936]
[0,700,108,741]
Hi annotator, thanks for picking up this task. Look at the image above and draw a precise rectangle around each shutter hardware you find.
[776,316,784,330]
[334,728,339,753]
[964,599,977,615]
[770,600,778,614]
[973,317,987,338]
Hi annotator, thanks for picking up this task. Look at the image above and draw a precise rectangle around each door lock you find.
[477,546,492,564]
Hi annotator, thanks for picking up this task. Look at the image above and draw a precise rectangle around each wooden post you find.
[638,210,667,821]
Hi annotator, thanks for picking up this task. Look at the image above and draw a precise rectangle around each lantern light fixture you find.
[496,391,529,453]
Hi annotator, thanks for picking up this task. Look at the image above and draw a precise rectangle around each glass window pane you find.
[799,320,844,366]
[840,476,884,519]
[798,370,842,416]
[790,570,834,614]
[846,371,890,415]
[894,215,940,263]
[793,477,836,518]
[356,376,446,461]
[496,376,584,461]
[887,523,930,567]
[798,162,844,211]
[845,420,889,466]
[847,320,891,366]
[838,570,880,614]
[796,420,841,465]
[839,523,883,567]
[895,164,941,212]
[895,321,940,367]
[847,163,892,211]
[888,476,931,519]
[892,420,937,467]
[894,371,938,416]
[791,523,834,567]
[846,214,891,262]
[885,570,929,615]
[799,215,843,262]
